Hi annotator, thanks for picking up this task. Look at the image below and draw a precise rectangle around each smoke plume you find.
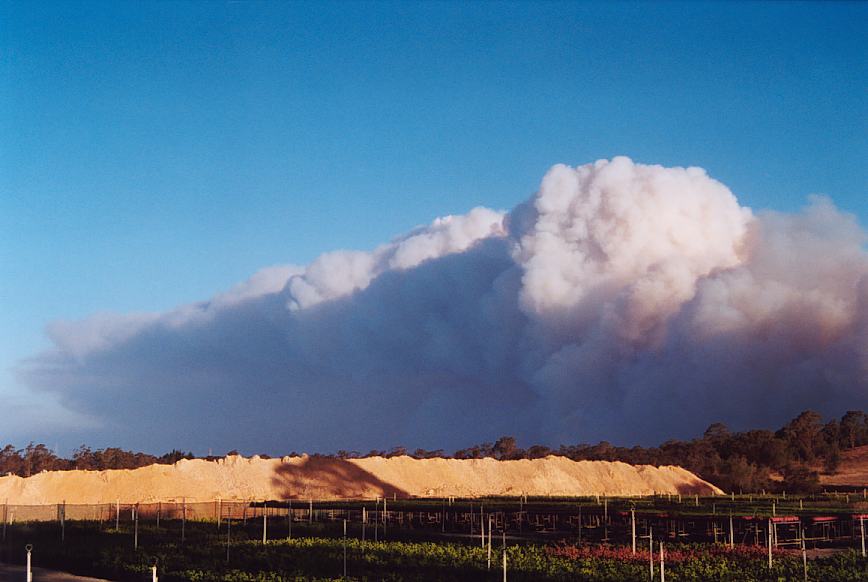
[17,157,868,453]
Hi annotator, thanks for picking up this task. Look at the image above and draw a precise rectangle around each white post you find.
[802,538,807,582]
[134,505,139,549]
[502,546,507,582]
[343,519,347,578]
[768,519,773,568]
[659,541,664,582]
[262,502,267,544]
[116,499,120,531]
[861,517,866,558]
[288,499,292,541]
[26,544,33,582]
[487,514,492,569]
[649,527,654,581]
[309,498,313,523]
[182,498,186,543]
[481,508,485,548]
[631,508,636,554]
[152,565,158,582]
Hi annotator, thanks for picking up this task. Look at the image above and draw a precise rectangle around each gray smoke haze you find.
[17,158,868,453]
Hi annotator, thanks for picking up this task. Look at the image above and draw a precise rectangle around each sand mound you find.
[0,455,722,504]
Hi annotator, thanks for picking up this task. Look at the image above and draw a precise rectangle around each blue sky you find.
[1,1,866,450]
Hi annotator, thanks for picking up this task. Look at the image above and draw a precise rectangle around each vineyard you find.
[2,494,868,580]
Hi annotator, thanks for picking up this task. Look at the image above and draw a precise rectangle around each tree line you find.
[2,409,866,492]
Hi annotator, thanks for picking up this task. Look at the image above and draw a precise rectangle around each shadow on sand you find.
[271,456,408,499]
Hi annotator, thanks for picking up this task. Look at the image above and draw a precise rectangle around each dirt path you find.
[0,563,109,581]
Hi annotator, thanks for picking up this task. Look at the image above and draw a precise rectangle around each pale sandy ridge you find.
[0,455,723,504]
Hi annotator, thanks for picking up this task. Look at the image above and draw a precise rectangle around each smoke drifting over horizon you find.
[18,158,868,454]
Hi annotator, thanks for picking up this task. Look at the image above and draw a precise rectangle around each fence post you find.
[729,512,734,548]
[343,519,347,578]
[26,544,33,582]
[861,517,866,558]
[659,542,664,582]
[502,532,507,582]
[2,499,6,541]
[767,519,773,568]
[134,505,139,549]
[157,501,161,529]
[262,501,268,544]
[577,505,581,543]
[115,499,120,532]
[802,538,807,582]
[631,508,636,554]
[649,527,653,581]
[287,499,292,541]
[226,511,231,562]
[487,514,492,569]
[182,498,186,544]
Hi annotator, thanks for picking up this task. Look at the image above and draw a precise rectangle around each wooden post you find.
[729,513,734,548]
[861,517,866,558]
[26,544,33,582]
[182,498,186,544]
[60,500,65,543]
[502,534,507,582]
[631,508,636,554]
[116,499,120,532]
[801,538,807,582]
[487,514,492,569]
[217,498,221,530]
[649,527,654,581]
[659,542,664,582]
[578,505,582,543]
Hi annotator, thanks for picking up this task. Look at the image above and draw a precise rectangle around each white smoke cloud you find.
[16,158,868,452]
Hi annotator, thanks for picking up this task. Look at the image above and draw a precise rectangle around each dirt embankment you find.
[0,455,723,504]
[820,445,868,488]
